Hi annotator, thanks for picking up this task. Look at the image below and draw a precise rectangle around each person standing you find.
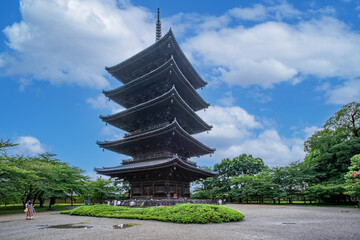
[156,200,162,207]
[218,199,222,205]
[25,200,34,220]
[129,199,135,208]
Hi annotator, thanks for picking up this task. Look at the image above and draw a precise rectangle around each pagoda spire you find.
[156,8,162,42]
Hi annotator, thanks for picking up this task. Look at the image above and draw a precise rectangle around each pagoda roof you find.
[94,155,216,180]
[103,57,209,111]
[97,120,215,158]
[100,87,212,135]
[105,29,207,89]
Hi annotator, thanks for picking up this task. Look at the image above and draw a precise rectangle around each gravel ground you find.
[0,204,359,240]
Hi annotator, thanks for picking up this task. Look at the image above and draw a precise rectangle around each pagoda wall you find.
[130,179,190,198]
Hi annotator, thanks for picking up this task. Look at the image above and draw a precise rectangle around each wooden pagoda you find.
[95,12,216,198]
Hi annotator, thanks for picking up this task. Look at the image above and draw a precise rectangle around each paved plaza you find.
[0,204,359,240]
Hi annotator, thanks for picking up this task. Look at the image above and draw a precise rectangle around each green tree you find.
[303,102,360,203]
[29,153,87,208]
[0,140,88,207]
[84,177,122,203]
[214,154,266,177]
[194,154,267,201]
[0,141,36,205]
[344,154,360,204]
[324,101,360,137]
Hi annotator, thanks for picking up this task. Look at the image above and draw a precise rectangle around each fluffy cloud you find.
[303,126,322,139]
[324,79,360,104]
[183,17,360,89]
[194,105,306,167]
[86,94,123,114]
[228,3,301,21]
[2,0,155,89]
[3,1,360,105]
[14,136,46,155]
[217,91,235,106]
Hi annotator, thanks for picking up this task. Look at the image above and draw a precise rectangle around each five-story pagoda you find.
[95,9,216,198]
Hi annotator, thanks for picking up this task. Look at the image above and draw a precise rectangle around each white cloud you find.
[303,126,322,139]
[1,0,156,89]
[84,171,110,181]
[3,1,360,105]
[228,4,267,21]
[14,136,46,155]
[195,105,262,148]
[325,79,360,104]
[217,91,235,106]
[194,105,306,167]
[87,94,123,114]
[228,3,300,21]
[199,105,262,130]
[246,87,272,103]
[183,17,360,89]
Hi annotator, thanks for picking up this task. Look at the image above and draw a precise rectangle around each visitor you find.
[117,200,121,206]
[173,193,177,199]
[218,199,222,205]
[84,199,88,205]
[156,200,162,207]
[25,200,34,220]
[167,192,171,199]
[129,199,135,208]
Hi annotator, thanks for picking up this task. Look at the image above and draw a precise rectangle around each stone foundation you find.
[118,198,214,207]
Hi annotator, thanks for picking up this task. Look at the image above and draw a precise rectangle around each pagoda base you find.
[130,180,190,198]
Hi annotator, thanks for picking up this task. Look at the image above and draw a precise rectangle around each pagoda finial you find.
[156,8,162,42]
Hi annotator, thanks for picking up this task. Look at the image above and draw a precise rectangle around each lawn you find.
[0,203,83,215]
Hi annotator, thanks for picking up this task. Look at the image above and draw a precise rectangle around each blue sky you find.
[1,0,360,178]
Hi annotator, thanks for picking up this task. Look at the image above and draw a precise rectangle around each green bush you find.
[61,203,244,224]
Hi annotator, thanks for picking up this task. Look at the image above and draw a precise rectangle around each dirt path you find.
[1,204,359,240]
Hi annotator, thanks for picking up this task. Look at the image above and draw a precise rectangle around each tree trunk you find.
[48,197,56,209]
[39,197,44,208]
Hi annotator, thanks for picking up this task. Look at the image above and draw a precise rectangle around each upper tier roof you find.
[103,57,209,111]
[100,87,212,134]
[97,120,215,158]
[94,155,216,180]
[105,29,207,89]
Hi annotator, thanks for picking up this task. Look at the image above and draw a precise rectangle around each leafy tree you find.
[0,141,35,205]
[305,184,346,203]
[304,131,360,183]
[193,154,267,201]
[0,139,88,207]
[84,177,122,203]
[344,154,360,203]
[214,154,266,177]
[0,139,18,155]
[304,102,360,185]
[324,101,360,137]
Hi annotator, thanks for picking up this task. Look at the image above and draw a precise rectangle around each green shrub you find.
[62,203,244,224]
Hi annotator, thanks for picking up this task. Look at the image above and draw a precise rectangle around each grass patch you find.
[0,203,83,215]
[62,204,245,224]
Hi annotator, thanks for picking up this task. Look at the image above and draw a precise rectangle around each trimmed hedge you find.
[61,203,244,224]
